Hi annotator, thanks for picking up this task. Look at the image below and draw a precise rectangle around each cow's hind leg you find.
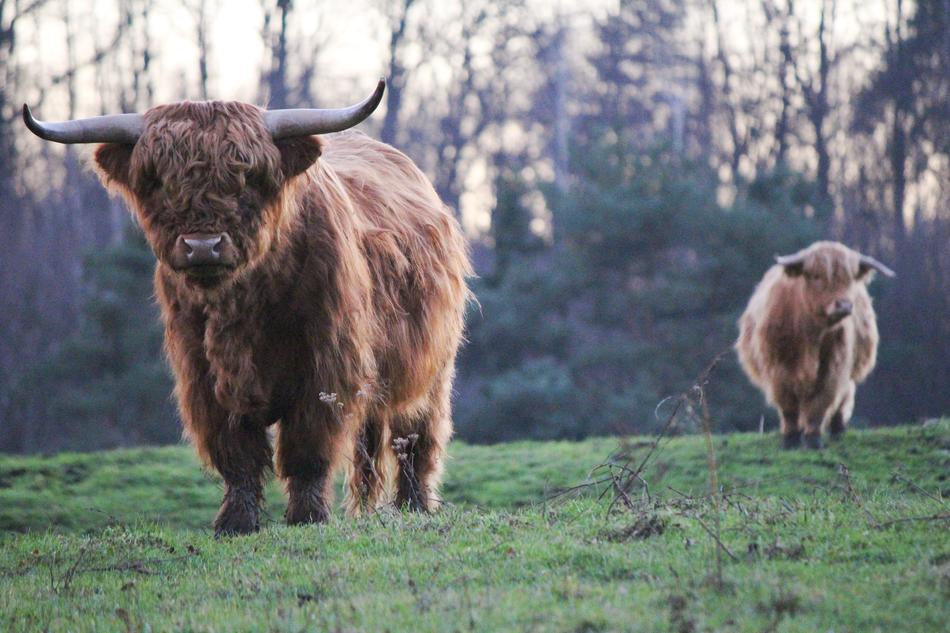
[780,407,802,450]
[828,381,856,441]
[276,403,348,525]
[392,384,452,512]
[345,413,388,515]
[777,390,801,450]
[802,382,849,450]
[802,404,832,451]
[802,428,825,450]
[802,410,826,450]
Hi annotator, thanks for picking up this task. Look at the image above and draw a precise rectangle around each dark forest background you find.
[1,0,947,453]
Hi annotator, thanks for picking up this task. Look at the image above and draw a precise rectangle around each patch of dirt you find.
[747,538,807,561]
[605,514,669,542]
[0,467,27,488]
[757,586,802,630]
[62,464,89,484]
[570,619,608,633]
[937,563,950,598]
[667,593,696,633]
[765,539,806,560]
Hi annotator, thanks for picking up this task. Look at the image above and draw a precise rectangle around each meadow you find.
[1,421,949,632]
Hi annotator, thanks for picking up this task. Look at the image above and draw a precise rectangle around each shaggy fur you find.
[93,101,472,534]
[736,242,882,449]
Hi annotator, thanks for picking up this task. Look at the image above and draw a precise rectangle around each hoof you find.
[213,488,261,537]
[829,428,846,442]
[214,523,258,538]
[397,495,432,514]
[396,474,434,512]
[803,433,825,450]
[285,502,330,526]
[781,431,802,450]
[828,415,846,441]
[285,481,330,525]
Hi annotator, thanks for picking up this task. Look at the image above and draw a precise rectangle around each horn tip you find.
[861,255,897,278]
[364,79,385,117]
[22,104,42,137]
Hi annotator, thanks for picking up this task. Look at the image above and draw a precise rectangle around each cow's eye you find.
[138,172,162,196]
[246,171,269,191]
[238,200,259,220]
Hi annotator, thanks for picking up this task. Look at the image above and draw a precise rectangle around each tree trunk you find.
[380,0,415,146]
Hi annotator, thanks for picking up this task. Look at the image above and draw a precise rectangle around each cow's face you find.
[778,241,894,328]
[23,81,384,290]
[95,102,321,289]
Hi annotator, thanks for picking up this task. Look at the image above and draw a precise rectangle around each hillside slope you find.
[1,422,949,632]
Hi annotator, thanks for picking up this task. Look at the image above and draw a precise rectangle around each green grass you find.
[2,421,949,631]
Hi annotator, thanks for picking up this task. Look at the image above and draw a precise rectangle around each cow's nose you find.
[833,298,853,314]
[827,298,854,325]
[171,233,235,270]
[183,235,222,264]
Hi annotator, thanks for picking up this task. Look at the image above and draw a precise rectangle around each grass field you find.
[2,421,949,632]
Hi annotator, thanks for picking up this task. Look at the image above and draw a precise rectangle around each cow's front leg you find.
[209,418,272,536]
[184,406,273,537]
[276,402,349,525]
[164,302,273,536]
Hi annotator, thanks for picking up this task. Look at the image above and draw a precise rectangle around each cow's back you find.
[316,131,472,410]
[850,284,879,383]
[736,266,785,394]
[737,266,826,402]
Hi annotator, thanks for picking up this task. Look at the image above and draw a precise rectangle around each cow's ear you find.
[276,136,322,179]
[94,143,135,189]
[781,262,805,277]
[775,254,805,277]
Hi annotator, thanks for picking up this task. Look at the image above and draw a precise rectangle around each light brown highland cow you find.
[24,82,473,535]
[736,241,894,449]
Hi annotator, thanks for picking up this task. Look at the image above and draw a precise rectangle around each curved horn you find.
[775,252,807,267]
[859,254,896,278]
[264,79,385,139]
[22,104,143,145]
[775,251,806,276]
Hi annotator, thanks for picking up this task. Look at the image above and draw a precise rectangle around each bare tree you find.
[760,0,795,165]
[533,16,572,194]
[186,0,219,100]
[261,0,293,108]
[378,0,418,146]
[258,0,332,108]
[709,0,748,180]
[789,0,847,226]
[0,0,140,452]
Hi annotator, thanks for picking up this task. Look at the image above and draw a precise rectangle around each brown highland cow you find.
[736,241,894,449]
[24,81,473,535]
